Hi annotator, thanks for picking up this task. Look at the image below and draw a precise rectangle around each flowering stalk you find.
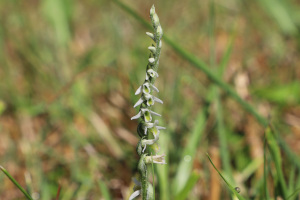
[129,5,166,200]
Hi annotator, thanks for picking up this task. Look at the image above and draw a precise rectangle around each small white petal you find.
[149,110,161,117]
[131,111,142,120]
[153,96,163,104]
[156,25,163,39]
[148,58,155,64]
[146,32,154,40]
[144,127,148,135]
[135,86,142,95]
[142,144,147,153]
[150,5,155,16]
[156,126,166,130]
[134,98,144,108]
[129,190,141,200]
[159,40,162,48]
[142,137,158,146]
[152,13,160,28]
[150,84,159,92]
[146,73,149,80]
[148,46,156,54]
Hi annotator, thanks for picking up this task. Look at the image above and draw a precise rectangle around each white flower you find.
[145,154,166,164]
[135,82,159,95]
[133,93,163,108]
[140,121,165,152]
[131,108,161,122]
[146,69,159,80]
[143,120,166,135]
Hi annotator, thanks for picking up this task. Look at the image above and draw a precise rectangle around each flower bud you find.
[146,32,154,40]
[152,13,160,28]
[150,5,155,17]
[148,58,155,64]
[156,25,163,40]
[148,46,156,54]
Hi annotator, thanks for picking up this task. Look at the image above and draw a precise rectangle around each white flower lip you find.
[129,190,141,200]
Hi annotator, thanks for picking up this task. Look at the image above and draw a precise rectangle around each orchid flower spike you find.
[130,4,165,200]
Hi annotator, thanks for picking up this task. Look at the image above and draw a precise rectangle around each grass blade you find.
[287,187,300,200]
[99,181,112,200]
[265,127,288,199]
[155,129,170,200]
[175,171,201,200]
[0,165,34,200]
[172,110,207,193]
[206,154,246,200]
[263,132,270,200]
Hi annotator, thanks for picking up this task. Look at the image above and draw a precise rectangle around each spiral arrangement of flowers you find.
[129,5,166,200]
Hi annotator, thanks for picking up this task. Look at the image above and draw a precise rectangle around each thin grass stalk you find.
[206,154,246,200]
[0,165,34,200]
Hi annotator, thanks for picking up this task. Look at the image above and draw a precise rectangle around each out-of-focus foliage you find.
[0,0,300,199]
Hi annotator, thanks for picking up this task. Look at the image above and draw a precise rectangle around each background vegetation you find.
[0,0,300,199]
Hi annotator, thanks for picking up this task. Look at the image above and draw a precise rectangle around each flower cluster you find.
[130,4,165,159]
[129,5,166,200]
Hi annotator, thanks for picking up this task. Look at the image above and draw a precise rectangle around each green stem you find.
[0,166,34,200]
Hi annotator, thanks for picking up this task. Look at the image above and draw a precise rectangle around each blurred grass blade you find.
[206,154,246,200]
[89,112,123,158]
[252,81,300,105]
[287,187,300,200]
[151,156,155,200]
[99,181,112,200]
[265,127,288,199]
[263,132,270,200]
[256,0,297,35]
[287,166,295,196]
[155,128,170,200]
[42,0,72,45]
[0,165,34,200]
[175,171,200,200]
[172,110,207,193]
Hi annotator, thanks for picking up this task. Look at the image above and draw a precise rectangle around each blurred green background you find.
[0,0,300,199]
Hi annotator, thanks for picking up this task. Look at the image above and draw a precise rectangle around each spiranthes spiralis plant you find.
[129,5,166,200]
